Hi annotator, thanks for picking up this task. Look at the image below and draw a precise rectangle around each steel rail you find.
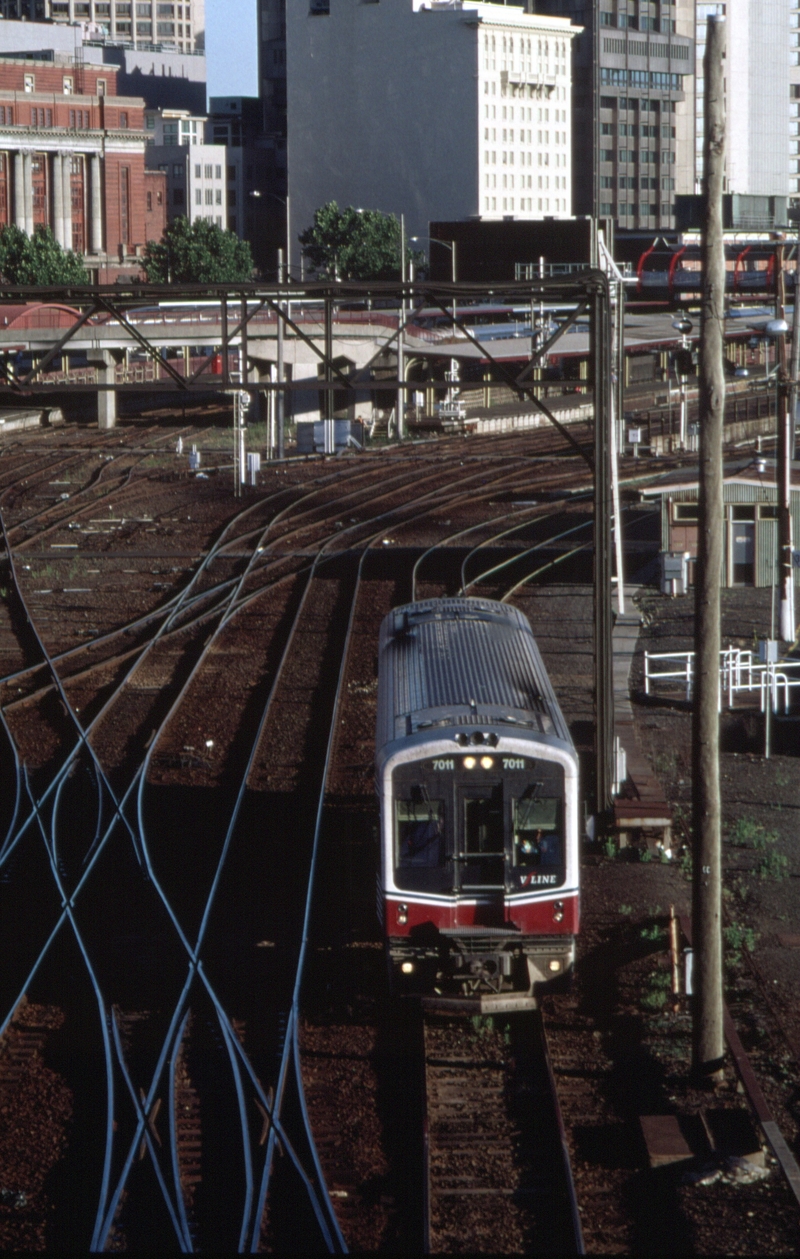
[23,768,121,1256]
[0,460,377,690]
[409,476,586,604]
[0,706,23,864]
[110,1010,192,1250]
[465,516,595,594]
[537,1009,586,1255]
[121,461,517,1250]
[459,490,593,595]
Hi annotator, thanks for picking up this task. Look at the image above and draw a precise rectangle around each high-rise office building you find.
[0,0,205,54]
[535,1,694,230]
[692,1,791,208]
[286,0,577,276]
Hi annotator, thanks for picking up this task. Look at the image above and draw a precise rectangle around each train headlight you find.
[401,962,414,975]
[548,959,562,973]
[463,756,477,770]
[397,904,408,925]
[553,901,564,923]
[480,756,494,770]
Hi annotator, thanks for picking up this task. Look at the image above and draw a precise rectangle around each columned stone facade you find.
[1,144,96,243]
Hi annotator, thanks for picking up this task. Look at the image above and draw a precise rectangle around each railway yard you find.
[0,407,798,1253]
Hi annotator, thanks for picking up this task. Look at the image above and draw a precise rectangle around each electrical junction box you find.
[660,551,690,596]
[758,639,779,664]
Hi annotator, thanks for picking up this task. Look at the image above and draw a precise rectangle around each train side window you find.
[513,792,563,870]
[396,797,445,868]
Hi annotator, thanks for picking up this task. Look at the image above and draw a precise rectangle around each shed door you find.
[731,506,755,586]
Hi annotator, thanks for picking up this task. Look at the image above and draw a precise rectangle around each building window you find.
[119,112,129,129]
[173,163,183,177]
[228,215,237,232]
[23,75,34,93]
[195,189,202,204]
[194,164,201,178]
[216,216,222,227]
[97,79,107,97]
[215,189,222,204]
[205,189,213,204]
[173,188,184,206]
[215,165,221,179]
[120,165,131,245]
[228,189,236,206]
[147,191,153,211]
[63,77,73,95]
[227,165,236,182]
[204,164,212,178]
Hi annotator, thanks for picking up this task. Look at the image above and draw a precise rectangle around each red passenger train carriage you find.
[375,598,580,1009]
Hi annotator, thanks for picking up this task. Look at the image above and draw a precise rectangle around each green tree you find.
[298,202,421,281]
[0,224,87,284]
[143,216,254,283]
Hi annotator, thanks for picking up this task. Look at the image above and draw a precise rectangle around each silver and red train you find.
[375,597,580,1008]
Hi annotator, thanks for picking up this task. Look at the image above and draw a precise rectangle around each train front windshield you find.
[392,755,566,894]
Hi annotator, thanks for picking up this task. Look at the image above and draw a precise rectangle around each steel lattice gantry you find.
[0,274,615,816]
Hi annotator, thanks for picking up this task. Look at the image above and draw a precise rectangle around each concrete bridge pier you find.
[87,348,126,429]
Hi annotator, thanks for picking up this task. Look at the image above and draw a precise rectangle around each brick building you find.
[0,59,166,278]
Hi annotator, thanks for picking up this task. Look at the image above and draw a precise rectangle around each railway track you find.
[4,436,588,1249]
[422,1008,583,1255]
[2,417,799,1252]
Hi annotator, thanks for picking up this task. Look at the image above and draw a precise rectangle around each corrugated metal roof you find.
[376,597,572,752]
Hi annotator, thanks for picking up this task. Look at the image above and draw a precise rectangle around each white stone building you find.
[145,112,229,227]
[286,0,577,276]
[0,0,205,53]
[682,1,790,200]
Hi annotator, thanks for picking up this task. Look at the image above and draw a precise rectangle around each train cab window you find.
[460,784,504,889]
[396,796,445,868]
[512,790,565,887]
[395,789,452,893]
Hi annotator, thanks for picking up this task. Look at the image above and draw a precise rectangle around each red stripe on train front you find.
[385,894,578,937]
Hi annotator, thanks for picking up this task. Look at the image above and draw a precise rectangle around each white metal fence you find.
[644,648,800,713]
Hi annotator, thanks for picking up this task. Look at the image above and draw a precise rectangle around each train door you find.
[455,783,505,894]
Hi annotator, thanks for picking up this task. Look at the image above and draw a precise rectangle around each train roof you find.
[376,597,572,754]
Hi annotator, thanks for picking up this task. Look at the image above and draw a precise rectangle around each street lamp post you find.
[672,315,693,449]
[411,235,459,425]
[766,317,795,644]
[398,215,406,439]
[252,192,290,459]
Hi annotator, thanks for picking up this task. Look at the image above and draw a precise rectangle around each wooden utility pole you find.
[692,13,726,1082]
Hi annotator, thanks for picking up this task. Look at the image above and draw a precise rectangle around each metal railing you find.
[644,647,800,713]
